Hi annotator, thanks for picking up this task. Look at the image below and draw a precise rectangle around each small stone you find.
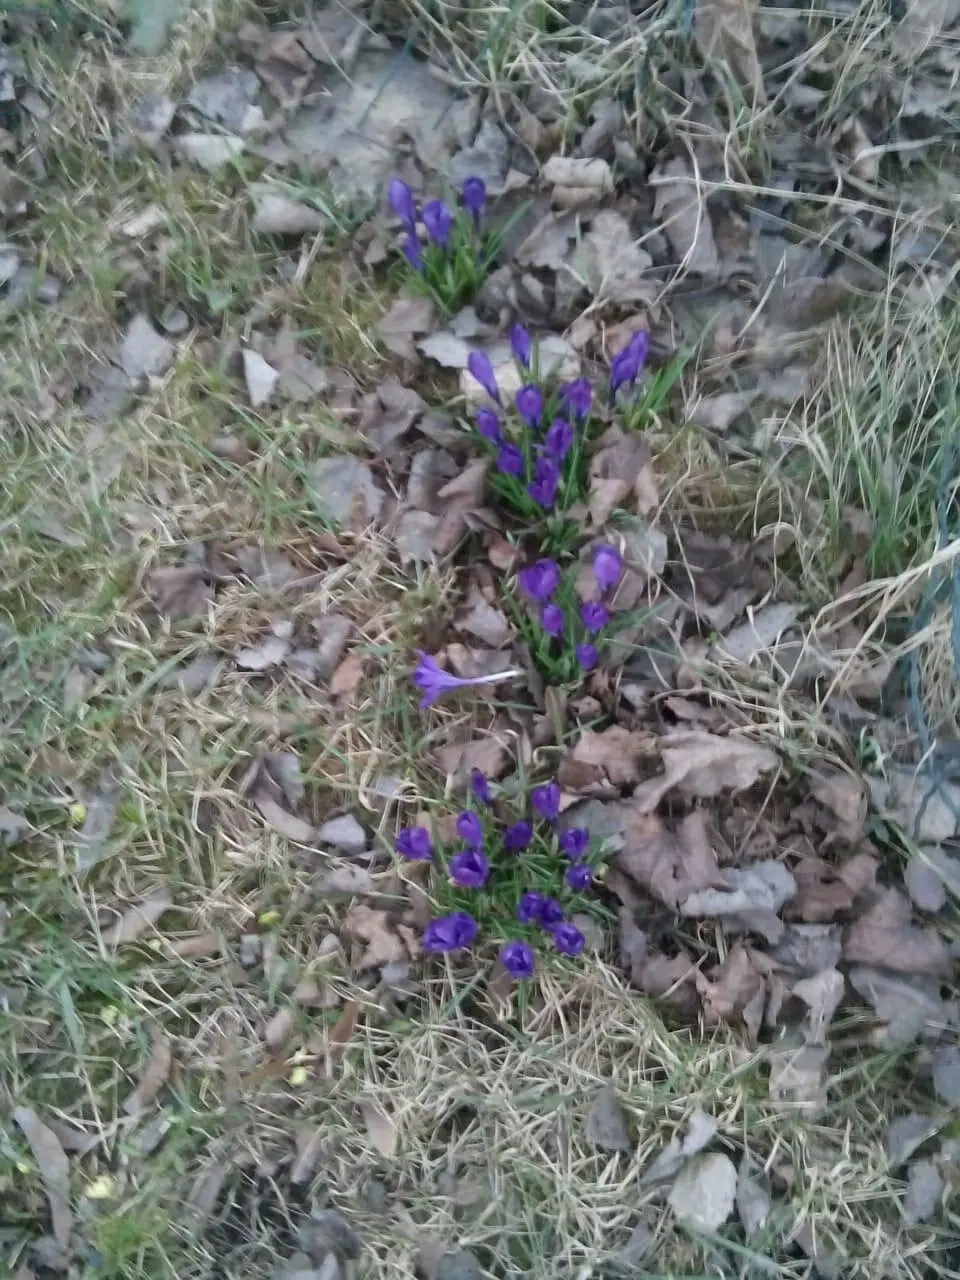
[584,1085,632,1152]
[436,1249,484,1280]
[159,305,190,335]
[317,813,366,856]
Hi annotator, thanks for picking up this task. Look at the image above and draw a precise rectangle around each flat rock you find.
[317,813,366,856]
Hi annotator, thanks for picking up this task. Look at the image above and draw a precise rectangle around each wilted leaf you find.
[308,457,385,528]
[542,155,613,191]
[789,853,876,923]
[767,1036,827,1113]
[176,132,244,171]
[160,653,221,694]
[695,943,769,1033]
[685,389,756,432]
[736,1157,771,1238]
[122,1029,172,1114]
[236,634,290,671]
[651,156,720,275]
[903,1160,943,1224]
[264,1007,295,1053]
[680,860,796,917]
[681,1108,718,1156]
[76,773,120,874]
[849,966,953,1048]
[793,968,845,1045]
[562,210,654,307]
[242,348,279,408]
[316,864,372,895]
[120,313,174,381]
[808,768,867,843]
[456,586,510,648]
[255,794,316,843]
[418,330,471,368]
[584,1086,632,1152]
[633,730,779,811]
[869,766,960,842]
[694,0,764,101]
[436,734,509,783]
[317,812,367,855]
[667,1152,737,1232]
[516,212,577,270]
[330,651,366,696]
[843,888,951,977]
[714,603,801,665]
[344,904,409,968]
[251,185,326,235]
[614,808,722,910]
[588,428,654,528]
[146,565,213,621]
[562,726,652,790]
[904,846,960,912]
[360,1102,397,1156]
[14,1107,72,1247]
[102,888,173,946]
[376,293,435,361]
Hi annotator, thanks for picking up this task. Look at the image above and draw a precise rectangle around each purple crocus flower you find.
[559,827,589,858]
[575,642,598,671]
[515,385,543,428]
[412,651,520,707]
[560,377,592,420]
[544,417,573,460]
[422,198,452,247]
[517,890,546,923]
[518,559,559,603]
[531,780,561,821]
[551,921,585,955]
[537,896,564,927]
[540,603,564,637]
[422,910,478,952]
[496,442,524,476]
[580,600,609,632]
[395,826,433,859]
[503,820,532,852]
[510,323,532,368]
[475,407,501,444]
[592,543,622,592]
[387,177,417,229]
[527,455,560,508]
[449,848,489,888]
[456,810,483,848]
[565,862,592,891]
[467,350,500,403]
[401,233,424,272]
[461,176,486,223]
[471,770,491,804]
[609,330,649,398]
[500,939,535,979]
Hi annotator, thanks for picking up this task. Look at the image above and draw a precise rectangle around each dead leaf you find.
[317,812,367,855]
[932,1044,960,1107]
[680,860,796,919]
[843,889,951,976]
[432,458,489,556]
[904,846,960,912]
[235,634,290,671]
[255,794,316,843]
[903,1160,943,1224]
[685,389,756,432]
[807,768,867,842]
[456,586,511,648]
[251,184,327,234]
[328,998,361,1048]
[561,210,654,307]
[119,313,174,381]
[713,603,801,664]
[584,1086,632,1152]
[330,651,366,696]
[767,1034,827,1113]
[316,864,373,895]
[886,1111,944,1166]
[695,943,768,1032]
[633,731,779,811]
[376,293,435,361]
[694,0,764,101]
[668,1152,737,1232]
[360,1102,398,1156]
[176,132,244,170]
[242,348,279,407]
[869,766,960,843]
[793,968,845,1044]
[307,457,385,528]
[736,1157,771,1239]
[102,888,173,946]
[614,808,722,910]
[344,904,409,968]
[542,155,613,191]
[264,1007,295,1053]
[897,0,960,54]
[76,772,120,874]
[146,565,213,621]
[651,156,720,275]
[436,734,509,782]
[562,726,652,790]
[122,1029,172,1114]
[13,1108,72,1247]
[849,965,953,1048]
[587,428,654,527]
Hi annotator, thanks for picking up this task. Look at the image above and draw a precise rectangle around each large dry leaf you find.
[587,428,654,527]
[695,943,767,1031]
[456,586,511,648]
[793,968,845,1045]
[808,768,867,843]
[122,1029,173,1113]
[376,293,435,361]
[436,734,509,783]
[307,457,385,528]
[694,0,764,101]
[344,904,409,968]
[651,157,719,275]
[360,1102,398,1156]
[614,808,722,910]
[562,210,654,307]
[633,731,778,811]
[102,888,173,946]
[561,726,653,792]
[848,966,953,1048]
[788,854,875,923]
[242,348,279,407]
[668,1153,737,1232]
[146,565,213,621]
[14,1106,72,1247]
[255,794,316,843]
[843,889,951,976]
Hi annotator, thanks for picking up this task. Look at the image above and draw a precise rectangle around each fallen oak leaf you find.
[13,1107,72,1248]
[102,887,174,946]
[123,1028,173,1114]
[633,730,779,811]
[843,888,951,977]
[613,807,723,910]
[560,725,654,790]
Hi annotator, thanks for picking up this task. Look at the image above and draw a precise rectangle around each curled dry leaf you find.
[456,585,511,648]
[376,293,435,361]
[713,603,800,665]
[788,852,876,923]
[146,564,213,621]
[255,794,316,843]
[613,807,722,910]
[793,968,845,1045]
[330,651,366,697]
[102,887,173,946]
[122,1028,172,1115]
[807,768,867,843]
[587,428,655,528]
[694,0,764,102]
[651,156,720,275]
[633,730,779,812]
[436,733,510,784]
[560,726,653,791]
[562,210,654,307]
[13,1106,72,1248]
[344,904,410,968]
[843,888,951,977]
[360,1101,398,1157]
[695,942,769,1034]
[667,1152,737,1233]
[848,965,954,1048]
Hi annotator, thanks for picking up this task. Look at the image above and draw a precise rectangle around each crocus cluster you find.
[387,175,487,278]
[517,543,623,672]
[394,772,594,979]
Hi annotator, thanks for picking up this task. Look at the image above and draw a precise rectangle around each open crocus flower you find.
[540,603,564,637]
[518,559,560,603]
[503,820,532,851]
[422,911,477,952]
[387,176,417,229]
[496,442,523,476]
[500,939,535,978]
[531,780,561,821]
[559,827,589,858]
[461,176,486,223]
[456,810,483,848]
[580,600,609,632]
[515,384,543,428]
[516,889,546,923]
[467,349,500,402]
[565,862,592,891]
[551,921,585,955]
[422,198,452,247]
[592,543,622,591]
[509,323,532,368]
[395,826,433,859]
[412,652,520,707]
[527,455,559,508]
[449,848,489,887]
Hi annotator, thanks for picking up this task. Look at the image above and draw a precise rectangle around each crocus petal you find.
[531,780,561,821]
[467,350,500,402]
[517,558,560,603]
[456,810,484,848]
[580,600,609,632]
[565,862,592,890]
[544,417,574,459]
[509,323,532,368]
[515,385,543,428]
[461,176,486,219]
[422,910,478,952]
[559,828,589,858]
[422,198,452,246]
[503,820,532,852]
[496,442,524,476]
[449,848,489,888]
[500,939,535,978]
[396,825,433,859]
[540,602,564,637]
[474,407,502,443]
[471,770,491,804]
[401,233,424,272]
[552,921,585,955]
[387,177,417,228]
[575,642,598,671]
[592,543,622,592]
[516,890,546,923]
[560,377,592,419]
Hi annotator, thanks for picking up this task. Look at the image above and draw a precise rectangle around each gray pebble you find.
[584,1085,632,1152]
